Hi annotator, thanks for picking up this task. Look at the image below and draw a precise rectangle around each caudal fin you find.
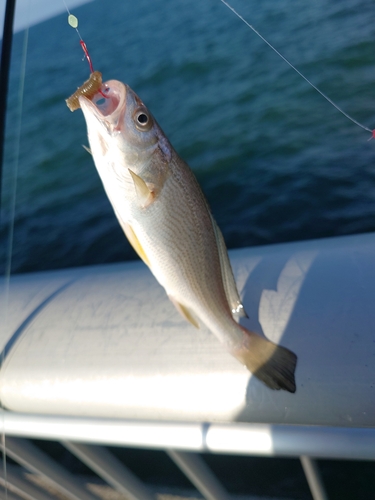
[232,328,297,393]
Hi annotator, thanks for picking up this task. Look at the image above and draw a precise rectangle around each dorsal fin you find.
[211,216,248,318]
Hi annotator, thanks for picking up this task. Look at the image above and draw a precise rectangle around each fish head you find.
[79,80,172,183]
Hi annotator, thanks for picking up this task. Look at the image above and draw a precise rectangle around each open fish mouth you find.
[91,80,124,116]
[79,79,126,131]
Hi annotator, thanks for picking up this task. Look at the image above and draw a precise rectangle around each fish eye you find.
[138,113,148,124]
[134,108,153,131]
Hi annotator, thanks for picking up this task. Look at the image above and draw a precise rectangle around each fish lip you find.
[79,80,127,134]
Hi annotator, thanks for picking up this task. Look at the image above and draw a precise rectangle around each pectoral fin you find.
[121,221,151,267]
[168,295,199,329]
[211,216,248,318]
[128,169,155,207]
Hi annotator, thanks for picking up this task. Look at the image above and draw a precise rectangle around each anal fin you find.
[168,296,199,329]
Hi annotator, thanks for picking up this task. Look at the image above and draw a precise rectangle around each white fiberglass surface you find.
[0,0,374,427]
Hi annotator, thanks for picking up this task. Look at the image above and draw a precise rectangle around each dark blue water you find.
[1,0,375,274]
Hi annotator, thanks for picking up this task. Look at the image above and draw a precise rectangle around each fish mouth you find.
[79,79,126,133]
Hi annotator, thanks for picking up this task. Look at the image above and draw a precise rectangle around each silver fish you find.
[77,80,297,392]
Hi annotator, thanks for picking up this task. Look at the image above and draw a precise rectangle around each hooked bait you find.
[66,70,103,112]
[65,15,107,112]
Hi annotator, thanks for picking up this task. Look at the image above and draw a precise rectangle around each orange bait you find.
[66,70,103,112]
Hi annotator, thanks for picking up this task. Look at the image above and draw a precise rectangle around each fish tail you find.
[231,326,297,393]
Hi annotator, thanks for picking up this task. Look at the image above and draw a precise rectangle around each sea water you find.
[1,0,375,275]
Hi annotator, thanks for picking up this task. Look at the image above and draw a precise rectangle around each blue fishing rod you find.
[0,0,17,212]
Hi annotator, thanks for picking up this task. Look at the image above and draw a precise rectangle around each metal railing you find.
[1,413,375,500]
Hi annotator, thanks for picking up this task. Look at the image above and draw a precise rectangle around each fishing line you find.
[62,0,83,40]
[63,2,93,69]
[63,3,108,101]
[0,11,30,500]
[219,0,375,138]
[63,1,92,70]
[0,3,16,497]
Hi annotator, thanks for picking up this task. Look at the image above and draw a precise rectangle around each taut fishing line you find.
[63,1,99,72]
[1,2,83,495]
[1,7,30,500]
[219,0,374,139]
[1,6,96,496]
[63,2,108,108]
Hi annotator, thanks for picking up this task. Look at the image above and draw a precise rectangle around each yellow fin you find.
[168,296,199,329]
[128,169,154,207]
[122,222,151,267]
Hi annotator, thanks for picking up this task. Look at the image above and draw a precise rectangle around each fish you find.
[76,79,297,392]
